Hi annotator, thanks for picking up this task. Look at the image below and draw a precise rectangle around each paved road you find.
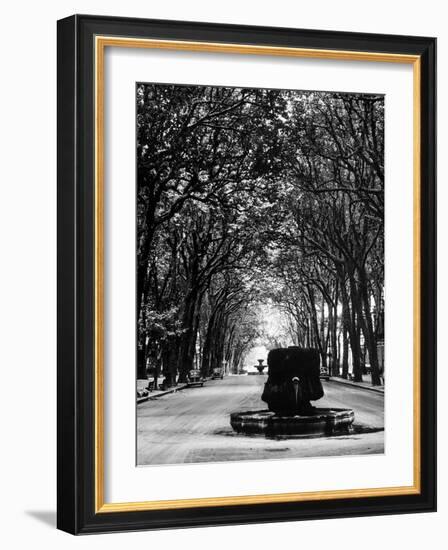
[137,375,384,465]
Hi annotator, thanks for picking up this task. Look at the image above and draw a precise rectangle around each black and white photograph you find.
[136,82,385,466]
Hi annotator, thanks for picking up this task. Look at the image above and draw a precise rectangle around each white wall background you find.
[0,0,444,547]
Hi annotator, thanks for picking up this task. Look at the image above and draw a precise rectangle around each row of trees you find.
[264,93,384,384]
[137,84,384,386]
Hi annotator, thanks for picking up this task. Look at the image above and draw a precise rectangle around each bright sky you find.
[244,300,293,369]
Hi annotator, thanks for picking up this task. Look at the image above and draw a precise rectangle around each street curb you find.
[137,383,188,404]
[328,377,385,394]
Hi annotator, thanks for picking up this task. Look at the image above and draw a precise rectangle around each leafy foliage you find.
[137,84,384,385]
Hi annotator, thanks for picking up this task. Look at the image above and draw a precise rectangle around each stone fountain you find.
[255,359,266,374]
[231,346,354,437]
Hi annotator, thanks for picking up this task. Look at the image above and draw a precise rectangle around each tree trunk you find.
[348,271,363,382]
[177,289,202,382]
[337,267,359,380]
[307,286,327,370]
[328,299,339,376]
[359,269,382,385]
[137,348,147,379]
[162,339,178,387]
[342,325,349,378]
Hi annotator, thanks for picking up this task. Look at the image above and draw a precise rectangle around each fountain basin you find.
[230,408,355,437]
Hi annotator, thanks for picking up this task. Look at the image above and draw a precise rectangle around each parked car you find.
[319,366,330,380]
[187,369,204,387]
[211,367,224,380]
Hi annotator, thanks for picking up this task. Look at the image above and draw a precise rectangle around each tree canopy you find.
[137,83,384,386]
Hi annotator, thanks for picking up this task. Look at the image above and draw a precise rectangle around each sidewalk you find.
[328,375,384,394]
[137,378,188,404]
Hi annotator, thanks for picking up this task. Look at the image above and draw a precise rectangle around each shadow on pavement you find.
[214,423,384,440]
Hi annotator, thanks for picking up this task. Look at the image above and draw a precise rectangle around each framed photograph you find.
[57,14,436,534]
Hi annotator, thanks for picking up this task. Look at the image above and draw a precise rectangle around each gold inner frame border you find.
[94,35,421,514]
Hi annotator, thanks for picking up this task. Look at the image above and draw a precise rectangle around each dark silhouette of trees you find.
[137,84,384,386]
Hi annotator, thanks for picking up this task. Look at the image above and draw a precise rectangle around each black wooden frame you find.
[57,14,436,534]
